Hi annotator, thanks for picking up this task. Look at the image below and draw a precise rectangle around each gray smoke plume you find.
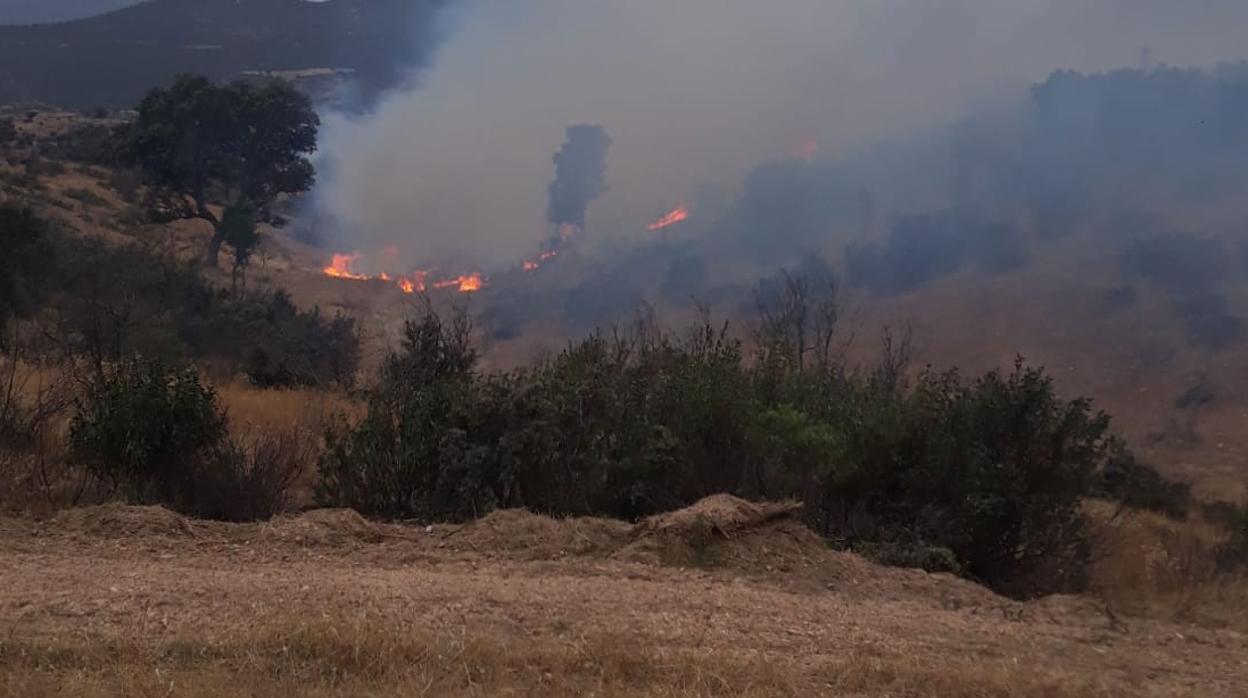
[314,0,1248,271]
[547,125,611,232]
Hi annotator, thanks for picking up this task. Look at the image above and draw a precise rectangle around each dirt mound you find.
[51,504,194,538]
[259,509,387,547]
[434,496,833,575]
[613,495,829,573]
[442,508,631,559]
[637,495,803,539]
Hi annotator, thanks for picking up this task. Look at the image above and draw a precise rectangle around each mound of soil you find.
[51,504,194,538]
[259,508,388,547]
[433,495,834,576]
[614,495,829,573]
[441,509,631,559]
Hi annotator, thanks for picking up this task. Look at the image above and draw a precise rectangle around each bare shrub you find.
[0,344,84,513]
[192,428,310,522]
[1088,501,1248,630]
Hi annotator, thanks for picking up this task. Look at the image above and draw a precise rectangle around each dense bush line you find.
[1,204,359,388]
[316,300,1187,598]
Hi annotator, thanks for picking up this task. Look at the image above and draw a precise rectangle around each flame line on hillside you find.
[647,205,690,231]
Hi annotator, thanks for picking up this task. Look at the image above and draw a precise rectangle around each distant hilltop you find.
[0,0,140,26]
[0,0,450,109]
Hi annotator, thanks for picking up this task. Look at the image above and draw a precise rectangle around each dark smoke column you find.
[547,125,611,236]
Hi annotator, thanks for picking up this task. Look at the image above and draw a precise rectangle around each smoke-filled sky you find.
[315,0,1248,269]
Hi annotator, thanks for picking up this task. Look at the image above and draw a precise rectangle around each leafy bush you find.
[67,360,303,521]
[69,360,226,506]
[317,310,477,519]
[0,205,53,340]
[43,123,132,167]
[47,236,358,386]
[317,299,1185,598]
[834,363,1106,596]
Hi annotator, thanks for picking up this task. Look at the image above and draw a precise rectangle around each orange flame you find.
[433,273,485,293]
[522,249,560,273]
[323,252,485,295]
[647,205,690,231]
[397,271,428,294]
[323,252,370,280]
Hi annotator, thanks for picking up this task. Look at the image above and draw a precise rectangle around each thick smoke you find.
[314,0,1248,271]
[547,125,611,231]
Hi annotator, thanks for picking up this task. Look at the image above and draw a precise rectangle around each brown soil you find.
[2,497,1246,696]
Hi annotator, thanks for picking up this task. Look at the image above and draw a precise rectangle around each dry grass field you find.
[2,500,1246,697]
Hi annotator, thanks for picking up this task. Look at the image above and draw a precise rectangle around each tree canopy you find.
[132,75,319,267]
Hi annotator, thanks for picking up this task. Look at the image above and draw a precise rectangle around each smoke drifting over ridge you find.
[313,0,1248,271]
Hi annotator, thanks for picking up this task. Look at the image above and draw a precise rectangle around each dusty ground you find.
[2,498,1246,696]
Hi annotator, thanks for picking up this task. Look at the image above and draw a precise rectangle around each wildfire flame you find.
[432,273,484,293]
[323,253,370,280]
[522,249,560,273]
[322,255,470,294]
[397,270,428,294]
[647,205,690,231]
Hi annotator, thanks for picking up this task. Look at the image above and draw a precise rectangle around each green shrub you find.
[67,360,303,521]
[44,123,132,167]
[0,205,53,341]
[48,236,358,387]
[316,304,1186,598]
[316,310,478,520]
[69,360,226,505]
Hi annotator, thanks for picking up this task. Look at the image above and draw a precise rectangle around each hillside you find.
[2,112,1244,505]
[0,0,139,25]
[0,0,448,108]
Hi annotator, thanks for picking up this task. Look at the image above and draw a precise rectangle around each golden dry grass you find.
[214,379,364,436]
[0,616,1126,698]
[0,359,364,514]
[213,380,363,507]
[1086,500,1248,631]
